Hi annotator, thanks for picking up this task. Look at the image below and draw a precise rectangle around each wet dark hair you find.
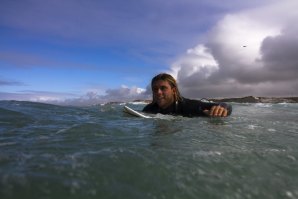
[151,73,182,102]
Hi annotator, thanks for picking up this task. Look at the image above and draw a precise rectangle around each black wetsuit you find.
[143,97,232,117]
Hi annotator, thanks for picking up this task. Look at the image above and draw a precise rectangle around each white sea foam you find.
[247,124,258,130]
[254,103,273,108]
[267,128,276,132]
[0,142,17,147]
[127,101,149,105]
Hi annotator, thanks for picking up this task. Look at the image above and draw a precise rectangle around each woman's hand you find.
[204,105,228,117]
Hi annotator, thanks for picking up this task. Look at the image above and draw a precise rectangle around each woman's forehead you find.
[152,80,171,87]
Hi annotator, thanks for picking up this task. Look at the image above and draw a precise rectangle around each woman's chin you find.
[157,101,169,109]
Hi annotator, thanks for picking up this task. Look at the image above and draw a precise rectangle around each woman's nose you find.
[157,88,164,95]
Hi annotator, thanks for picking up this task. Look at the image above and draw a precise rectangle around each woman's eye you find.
[160,86,167,91]
[153,86,168,92]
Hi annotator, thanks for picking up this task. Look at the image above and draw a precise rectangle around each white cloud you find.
[171,45,219,79]
[53,85,150,106]
[171,0,298,98]
[103,85,148,102]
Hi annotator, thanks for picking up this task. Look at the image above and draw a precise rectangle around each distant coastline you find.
[132,96,298,104]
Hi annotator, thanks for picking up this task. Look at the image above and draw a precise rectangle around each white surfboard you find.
[123,106,152,118]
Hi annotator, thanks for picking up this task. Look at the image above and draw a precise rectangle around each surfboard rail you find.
[123,106,152,118]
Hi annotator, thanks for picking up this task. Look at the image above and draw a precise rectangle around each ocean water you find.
[0,100,298,199]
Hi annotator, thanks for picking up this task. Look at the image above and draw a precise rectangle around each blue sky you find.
[1,0,298,105]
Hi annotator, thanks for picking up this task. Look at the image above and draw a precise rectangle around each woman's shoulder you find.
[142,102,158,113]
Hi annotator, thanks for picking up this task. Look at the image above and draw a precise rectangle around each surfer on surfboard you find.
[143,73,232,117]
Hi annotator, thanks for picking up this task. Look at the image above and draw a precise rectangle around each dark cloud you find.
[171,0,298,98]
[260,27,298,80]
[0,79,25,86]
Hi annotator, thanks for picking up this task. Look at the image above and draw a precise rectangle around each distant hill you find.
[208,96,298,103]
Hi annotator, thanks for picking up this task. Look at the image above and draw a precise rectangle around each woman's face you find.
[152,80,176,109]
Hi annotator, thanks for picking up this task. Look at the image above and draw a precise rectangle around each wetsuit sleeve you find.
[197,101,232,116]
[180,98,232,117]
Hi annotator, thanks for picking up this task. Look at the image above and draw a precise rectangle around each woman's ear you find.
[172,87,177,100]
[172,87,176,93]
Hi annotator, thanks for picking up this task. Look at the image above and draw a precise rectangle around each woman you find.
[143,73,232,117]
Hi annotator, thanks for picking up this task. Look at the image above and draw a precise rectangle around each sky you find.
[1,0,298,105]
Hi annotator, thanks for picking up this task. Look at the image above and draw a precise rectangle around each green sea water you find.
[0,100,298,199]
